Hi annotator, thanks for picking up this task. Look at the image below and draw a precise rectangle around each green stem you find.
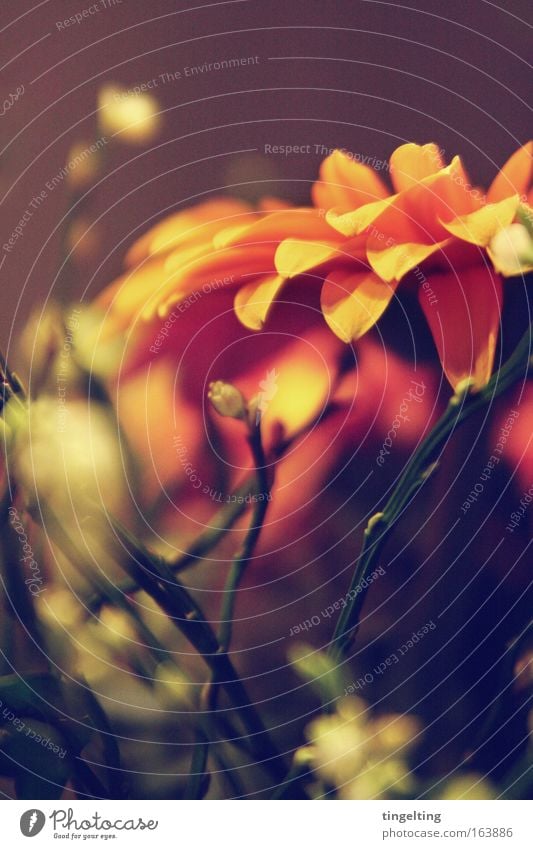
[329,323,533,661]
[84,400,338,612]
[104,515,286,784]
[37,506,240,797]
[84,477,259,613]
[218,420,270,652]
[189,418,272,798]
[273,326,532,801]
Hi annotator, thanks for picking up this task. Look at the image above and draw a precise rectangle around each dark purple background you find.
[1,0,531,356]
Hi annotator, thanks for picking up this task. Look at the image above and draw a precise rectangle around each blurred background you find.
[0,0,531,799]
[1,0,531,348]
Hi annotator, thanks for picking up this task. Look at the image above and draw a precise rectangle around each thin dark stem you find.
[105,515,286,784]
[274,324,532,800]
[84,400,340,613]
[329,323,533,661]
[190,418,273,798]
[218,420,271,652]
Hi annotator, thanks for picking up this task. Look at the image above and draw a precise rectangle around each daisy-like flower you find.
[275,142,532,391]
[97,194,333,334]
[96,143,531,395]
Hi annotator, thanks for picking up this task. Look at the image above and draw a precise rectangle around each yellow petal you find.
[325,196,397,237]
[125,198,252,265]
[233,275,287,330]
[321,270,400,342]
[214,208,333,249]
[312,149,389,211]
[275,239,343,279]
[365,156,475,282]
[440,195,520,247]
[390,142,446,192]
[97,256,182,326]
[368,238,451,283]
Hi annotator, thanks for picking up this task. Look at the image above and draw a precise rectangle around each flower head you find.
[275,141,533,390]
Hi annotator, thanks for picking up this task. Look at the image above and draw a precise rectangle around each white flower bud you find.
[208,380,246,419]
[490,223,533,275]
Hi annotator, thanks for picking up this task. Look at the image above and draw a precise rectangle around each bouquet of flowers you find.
[0,85,531,802]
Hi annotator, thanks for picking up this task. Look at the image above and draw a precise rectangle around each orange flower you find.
[96,142,531,396]
[276,142,532,391]
[97,195,335,333]
[93,206,438,559]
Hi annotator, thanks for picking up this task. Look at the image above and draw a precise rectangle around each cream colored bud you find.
[208,380,246,419]
[370,713,421,754]
[93,607,137,651]
[98,84,162,145]
[18,304,64,392]
[490,223,533,276]
[36,588,85,631]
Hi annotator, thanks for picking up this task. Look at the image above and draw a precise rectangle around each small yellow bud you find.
[98,84,162,145]
[208,380,246,419]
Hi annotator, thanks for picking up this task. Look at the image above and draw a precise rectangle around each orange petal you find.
[214,208,334,249]
[164,241,274,279]
[233,274,287,330]
[418,264,503,391]
[312,149,389,212]
[366,156,477,281]
[325,195,397,237]
[96,256,181,326]
[439,194,520,247]
[321,269,400,343]
[258,196,293,212]
[159,244,276,316]
[125,198,252,265]
[487,141,533,203]
[389,142,446,192]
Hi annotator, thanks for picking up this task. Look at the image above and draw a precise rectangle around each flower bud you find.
[98,84,162,145]
[208,380,246,419]
[490,223,533,275]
